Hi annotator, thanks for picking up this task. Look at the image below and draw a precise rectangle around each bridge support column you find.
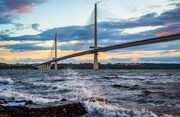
[93,3,99,70]
[93,52,99,70]
[54,62,58,70]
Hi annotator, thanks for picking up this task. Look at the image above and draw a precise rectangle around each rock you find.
[112,84,129,88]
[25,100,34,105]
[136,99,148,103]
[0,101,87,117]
[88,97,108,106]
[60,98,67,102]
[142,90,151,97]
[52,87,58,89]
[0,98,7,104]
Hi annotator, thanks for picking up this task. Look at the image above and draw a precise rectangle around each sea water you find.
[0,69,180,117]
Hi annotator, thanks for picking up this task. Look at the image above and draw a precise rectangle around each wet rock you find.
[136,99,148,103]
[52,86,58,89]
[142,90,152,97]
[111,84,129,89]
[57,89,71,94]
[129,85,140,90]
[148,100,165,104]
[0,81,8,85]
[158,92,176,98]
[112,84,142,90]
[150,105,180,116]
[103,75,118,79]
[0,101,87,117]
[25,100,34,105]
[0,98,6,104]
[61,98,67,102]
[87,97,108,106]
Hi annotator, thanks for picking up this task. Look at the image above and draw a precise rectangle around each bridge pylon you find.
[37,64,51,70]
[54,33,58,70]
[93,3,99,70]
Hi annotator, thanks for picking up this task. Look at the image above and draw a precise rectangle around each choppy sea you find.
[0,69,180,117]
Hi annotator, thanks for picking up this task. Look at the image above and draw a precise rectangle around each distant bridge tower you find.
[93,3,99,70]
[54,33,58,70]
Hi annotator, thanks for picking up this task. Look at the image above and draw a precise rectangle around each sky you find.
[0,0,180,64]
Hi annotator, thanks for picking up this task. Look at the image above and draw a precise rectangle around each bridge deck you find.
[39,34,180,65]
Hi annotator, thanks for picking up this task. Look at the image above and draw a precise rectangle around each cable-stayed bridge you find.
[36,4,180,70]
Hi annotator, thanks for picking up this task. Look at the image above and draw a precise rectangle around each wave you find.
[82,101,173,117]
[0,89,61,106]
[0,77,14,85]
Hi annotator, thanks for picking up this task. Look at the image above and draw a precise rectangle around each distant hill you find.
[0,63,180,69]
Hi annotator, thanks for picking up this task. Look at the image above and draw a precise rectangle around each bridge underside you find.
[37,34,180,70]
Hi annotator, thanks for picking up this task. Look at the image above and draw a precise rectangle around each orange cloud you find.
[17,4,32,13]
[7,0,32,13]
[0,41,19,46]
[164,21,179,26]
[155,29,180,37]
[0,49,179,63]
[70,50,180,61]
[0,50,75,61]
[168,3,180,8]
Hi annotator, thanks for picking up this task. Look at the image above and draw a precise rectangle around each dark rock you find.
[87,97,108,106]
[0,101,87,117]
[149,100,165,104]
[129,85,140,90]
[52,86,58,89]
[112,84,129,89]
[25,100,34,105]
[0,81,8,85]
[136,99,148,103]
[57,89,71,94]
[0,98,7,104]
[60,98,67,102]
[142,90,152,96]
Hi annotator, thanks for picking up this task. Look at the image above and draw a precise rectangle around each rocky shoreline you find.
[0,101,86,117]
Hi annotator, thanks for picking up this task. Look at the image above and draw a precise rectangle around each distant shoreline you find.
[0,63,180,69]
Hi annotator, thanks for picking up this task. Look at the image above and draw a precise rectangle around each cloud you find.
[108,56,180,63]
[0,7,179,52]
[2,7,179,40]
[0,14,12,24]
[168,3,180,8]
[0,0,46,25]
[0,43,50,52]
[32,23,42,31]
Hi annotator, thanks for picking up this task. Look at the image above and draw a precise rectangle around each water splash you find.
[82,101,162,117]
[0,77,14,84]
[64,69,104,99]
[0,89,60,106]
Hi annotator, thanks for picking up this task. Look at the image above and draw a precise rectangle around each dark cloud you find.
[138,56,180,63]
[109,56,180,63]
[0,0,46,25]
[0,43,50,52]
[13,23,24,28]
[0,7,179,52]
[168,3,180,8]
[32,23,42,31]
[0,14,12,24]
[9,58,50,64]
[1,7,179,41]
[98,8,180,29]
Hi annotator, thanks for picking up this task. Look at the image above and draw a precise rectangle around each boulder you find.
[0,101,86,117]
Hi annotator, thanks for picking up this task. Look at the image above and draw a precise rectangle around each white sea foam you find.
[0,89,61,106]
[82,101,174,117]
[64,69,104,99]
[0,77,14,84]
